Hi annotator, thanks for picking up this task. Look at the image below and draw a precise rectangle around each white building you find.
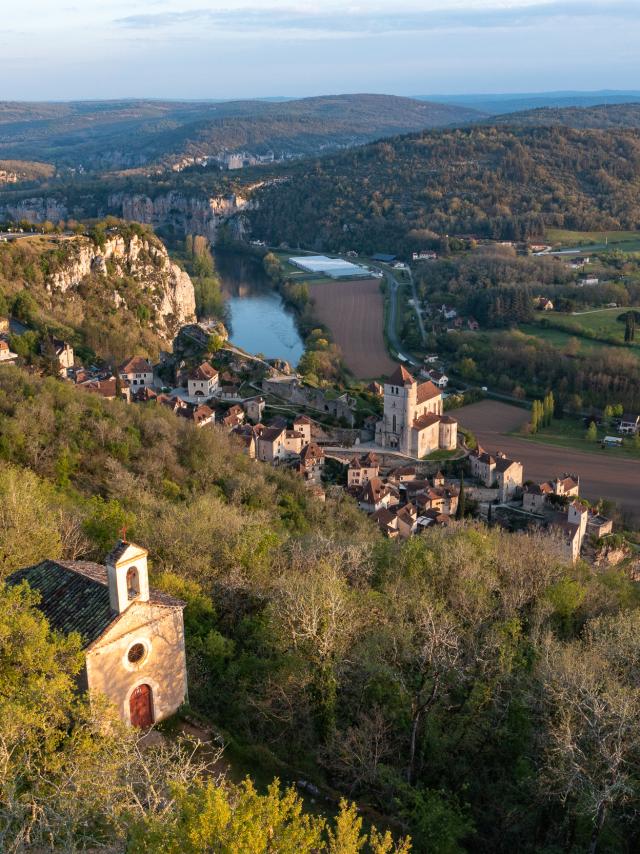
[187,362,219,400]
[120,356,154,389]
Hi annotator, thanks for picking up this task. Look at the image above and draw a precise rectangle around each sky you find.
[1,0,639,101]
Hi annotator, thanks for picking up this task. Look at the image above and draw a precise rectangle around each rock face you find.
[1,196,68,223]
[108,191,254,241]
[47,233,196,340]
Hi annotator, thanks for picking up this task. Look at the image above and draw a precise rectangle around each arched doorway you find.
[129,684,154,728]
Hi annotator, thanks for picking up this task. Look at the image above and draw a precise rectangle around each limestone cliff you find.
[47,232,196,340]
[108,189,257,241]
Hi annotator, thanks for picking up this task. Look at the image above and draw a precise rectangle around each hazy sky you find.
[2,1,639,100]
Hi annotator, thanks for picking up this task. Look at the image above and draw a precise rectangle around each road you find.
[458,401,640,523]
[376,266,421,367]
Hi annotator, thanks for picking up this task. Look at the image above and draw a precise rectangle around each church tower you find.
[380,364,416,452]
[106,539,150,614]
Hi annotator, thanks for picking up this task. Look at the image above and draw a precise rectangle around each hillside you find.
[0,223,195,361]
[245,125,640,253]
[0,95,483,171]
[492,103,640,130]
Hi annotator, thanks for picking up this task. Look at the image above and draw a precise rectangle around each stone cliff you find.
[47,232,196,340]
[108,190,254,242]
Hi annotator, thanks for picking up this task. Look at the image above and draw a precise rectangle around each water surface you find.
[215,250,304,366]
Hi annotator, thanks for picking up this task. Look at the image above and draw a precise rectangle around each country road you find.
[378,266,421,367]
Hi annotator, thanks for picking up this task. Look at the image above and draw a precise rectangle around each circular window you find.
[127,643,146,664]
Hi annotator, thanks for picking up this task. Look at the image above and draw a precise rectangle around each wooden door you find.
[129,684,153,728]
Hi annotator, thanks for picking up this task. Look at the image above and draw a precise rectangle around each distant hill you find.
[490,103,640,130]
[0,95,484,171]
[245,124,640,254]
[418,90,640,115]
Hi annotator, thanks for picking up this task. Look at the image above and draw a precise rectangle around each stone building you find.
[375,365,457,457]
[8,540,187,728]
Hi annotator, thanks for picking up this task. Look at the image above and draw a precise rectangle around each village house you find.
[347,452,380,488]
[256,426,287,463]
[469,448,523,500]
[244,396,266,424]
[297,442,325,483]
[284,429,305,456]
[120,356,154,389]
[187,362,218,400]
[179,404,215,428]
[83,377,131,403]
[232,424,259,459]
[133,386,158,404]
[427,369,448,389]
[551,500,590,563]
[41,338,74,376]
[578,276,599,287]
[293,414,312,445]
[366,381,384,397]
[440,305,457,320]
[8,540,188,728]
[375,365,458,457]
[536,297,554,311]
[358,477,399,513]
[221,404,245,429]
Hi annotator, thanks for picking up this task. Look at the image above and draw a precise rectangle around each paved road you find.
[376,266,421,367]
[458,401,640,523]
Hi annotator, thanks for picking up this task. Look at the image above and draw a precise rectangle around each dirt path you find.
[458,400,640,522]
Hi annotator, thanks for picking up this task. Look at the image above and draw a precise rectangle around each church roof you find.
[7,559,184,649]
[387,364,415,386]
[416,381,441,404]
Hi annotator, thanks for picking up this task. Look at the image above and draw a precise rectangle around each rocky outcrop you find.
[108,191,255,242]
[1,196,68,223]
[47,233,196,339]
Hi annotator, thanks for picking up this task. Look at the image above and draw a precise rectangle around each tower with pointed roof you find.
[375,363,457,457]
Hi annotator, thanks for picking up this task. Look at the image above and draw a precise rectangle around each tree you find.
[624,312,635,342]
[585,421,598,442]
[538,629,640,854]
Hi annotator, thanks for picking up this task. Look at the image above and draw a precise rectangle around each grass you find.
[557,306,640,340]
[423,449,461,461]
[511,416,640,460]
[546,228,640,250]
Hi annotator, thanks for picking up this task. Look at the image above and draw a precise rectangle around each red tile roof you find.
[387,364,415,386]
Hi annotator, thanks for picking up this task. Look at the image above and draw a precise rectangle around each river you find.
[215,250,304,366]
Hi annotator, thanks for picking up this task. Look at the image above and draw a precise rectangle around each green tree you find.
[585,421,598,442]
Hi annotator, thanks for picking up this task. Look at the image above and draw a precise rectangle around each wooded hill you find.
[0,95,483,171]
[492,103,640,130]
[246,125,640,253]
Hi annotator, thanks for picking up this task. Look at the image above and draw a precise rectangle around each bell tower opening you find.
[126,566,140,599]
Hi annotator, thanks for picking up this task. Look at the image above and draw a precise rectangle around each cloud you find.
[115,2,640,35]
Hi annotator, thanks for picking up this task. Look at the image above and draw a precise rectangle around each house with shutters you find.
[8,540,187,728]
[187,362,219,401]
[119,356,154,389]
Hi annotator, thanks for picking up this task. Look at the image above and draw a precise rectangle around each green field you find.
[546,228,640,251]
[512,417,640,460]
[518,324,601,353]
[555,307,640,341]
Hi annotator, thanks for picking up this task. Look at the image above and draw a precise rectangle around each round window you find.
[127,643,146,664]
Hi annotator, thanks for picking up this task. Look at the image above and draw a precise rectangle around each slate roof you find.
[387,365,415,386]
[8,559,184,648]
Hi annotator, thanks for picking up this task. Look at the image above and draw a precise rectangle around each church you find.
[375,365,458,457]
[9,539,187,728]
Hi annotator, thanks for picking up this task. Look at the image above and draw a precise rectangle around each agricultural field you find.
[458,400,640,520]
[307,278,395,378]
[546,228,640,251]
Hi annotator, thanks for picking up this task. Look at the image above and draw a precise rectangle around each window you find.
[392,415,397,433]
[126,566,140,599]
[127,643,146,664]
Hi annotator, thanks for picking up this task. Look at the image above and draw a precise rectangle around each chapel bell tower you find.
[105,539,150,614]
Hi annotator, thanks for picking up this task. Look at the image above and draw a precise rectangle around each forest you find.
[246,125,640,253]
[2,366,640,851]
